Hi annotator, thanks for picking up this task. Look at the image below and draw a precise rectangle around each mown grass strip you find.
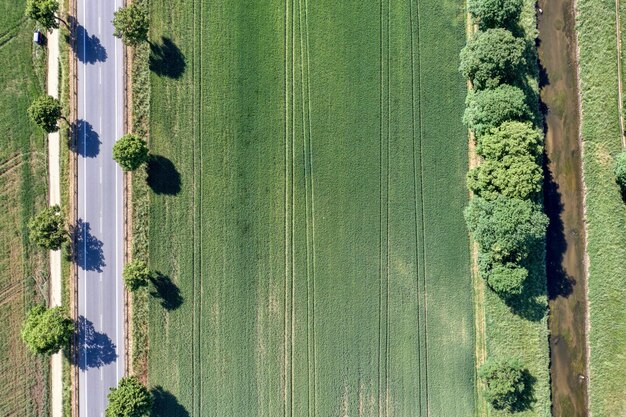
[576,0,626,414]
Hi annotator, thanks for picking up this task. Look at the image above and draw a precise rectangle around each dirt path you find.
[537,0,589,415]
[46,26,63,417]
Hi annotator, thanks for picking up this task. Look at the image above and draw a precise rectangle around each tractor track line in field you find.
[410,0,430,414]
[291,0,297,413]
[296,0,315,414]
[303,0,318,411]
[191,0,198,414]
[385,1,391,414]
[198,0,204,412]
[378,0,384,413]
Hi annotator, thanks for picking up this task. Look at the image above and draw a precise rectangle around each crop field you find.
[0,0,48,415]
[576,0,626,415]
[144,0,474,415]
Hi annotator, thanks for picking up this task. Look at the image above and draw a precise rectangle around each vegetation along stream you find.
[537,0,589,415]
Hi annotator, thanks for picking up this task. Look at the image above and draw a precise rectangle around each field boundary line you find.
[290,0,297,412]
[198,0,204,413]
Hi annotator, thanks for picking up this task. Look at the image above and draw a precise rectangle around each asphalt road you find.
[76,0,125,415]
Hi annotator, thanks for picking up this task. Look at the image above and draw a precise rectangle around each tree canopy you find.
[479,357,531,412]
[476,121,543,161]
[467,154,543,200]
[112,4,149,46]
[459,28,526,90]
[106,376,153,417]
[28,95,63,133]
[465,196,548,263]
[28,205,67,250]
[113,134,149,171]
[467,0,523,29]
[21,305,74,355]
[123,260,152,291]
[463,84,531,137]
[485,261,528,296]
[614,150,626,190]
[25,0,61,30]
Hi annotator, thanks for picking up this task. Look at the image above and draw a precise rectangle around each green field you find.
[576,0,626,415]
[0,0,48,415]
[143,0,474,415]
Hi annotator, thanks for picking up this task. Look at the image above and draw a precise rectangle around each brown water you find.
[537,0,589,416]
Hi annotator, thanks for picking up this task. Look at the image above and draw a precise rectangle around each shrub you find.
[123,260,151,291]
[113,134,149,171]
[479,357,532,412]
[467,155,543,200]
[468,0,524,29]
[459,28,526,90]
[614,150,626,190]
[28,95,63,133]
[28,205,67,250]
[487,262,528,296]
[106,376,153,417]
[463,84,531,137]
[465,196,548,263]
[21,305,74,355]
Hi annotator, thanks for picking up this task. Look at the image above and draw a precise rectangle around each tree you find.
[476,121,543,161]
[112,4,149,46]
[468,0,523,29]
[106,376,153,417]
[28,205,67,250]
[28,95,63,133]
[465,196,548,263]
[21,305,74,355]
[486,261,528,296]
[459,28,526,90]
[113,134,149,171]
[614,150,626,190]
[25,0,66,30]
[479,357,531,412]
[123,260,151,291]
[467,155,543,200]
[463,84,531,137]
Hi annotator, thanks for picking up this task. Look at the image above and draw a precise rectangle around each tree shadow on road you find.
[150,386,190,417]
[73,219,106,272]
[149,37,186,79]
[146,155,181,196]
[150,272,183,311]
[77,316,118,370]
[73,22,107,64]
[71,119,101,158]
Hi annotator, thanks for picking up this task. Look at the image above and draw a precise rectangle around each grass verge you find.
[576,0,626,414]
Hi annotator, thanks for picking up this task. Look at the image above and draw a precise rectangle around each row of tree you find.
[460,0,545,413]
[22,4,153,416]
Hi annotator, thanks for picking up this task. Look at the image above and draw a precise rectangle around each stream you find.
[537,0,589,415]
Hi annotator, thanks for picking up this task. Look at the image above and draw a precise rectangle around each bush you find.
[465,196,548,263]
[113,4,149,46]
[106,376,152,417]
[21,305,74,355]
[467,154,543,200]
[123,260,151,291]
[28,205,67,250]
[468,0,523,29]
[479,357,532,412]
[614,150,626,190]
[28,95,63,133]
[113,134,149,171]
[459,28,526,90]
[476,121,543,161]
[487,262,528,296]
[463,84,531,137]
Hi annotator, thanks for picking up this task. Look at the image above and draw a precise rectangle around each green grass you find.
[576,0,626,415]
[469,2,551,416]
[0,1,48,415]
[143,0,475,415]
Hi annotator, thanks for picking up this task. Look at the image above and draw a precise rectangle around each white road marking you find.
[82,0,88,413]
[99,165,103,184]
[99,67,102,85]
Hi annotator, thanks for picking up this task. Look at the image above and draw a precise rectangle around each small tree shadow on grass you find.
[149,37,186,80]
[150,272,183,311]
[146,155,181,196]
[151,386,189,417]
